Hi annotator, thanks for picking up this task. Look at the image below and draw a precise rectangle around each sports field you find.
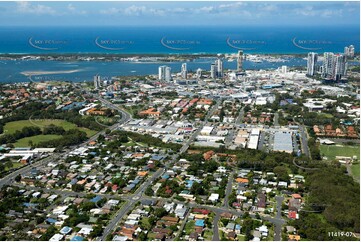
[14,134,63,147]
[320,144,360,180]
[3,119,97,137]
[320,144,359,160]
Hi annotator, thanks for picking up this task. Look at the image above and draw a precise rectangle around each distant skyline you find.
[0,1,359,27]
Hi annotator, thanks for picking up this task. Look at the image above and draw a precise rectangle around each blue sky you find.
[0,1,359,26]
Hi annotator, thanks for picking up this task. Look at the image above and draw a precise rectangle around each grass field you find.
[203,230,213,241]
[320,145,360,160]
[4,162,24,171]
[14,134,63,147]
[3,119,97,137]
[320,144,360,180]
[351,163,360,180]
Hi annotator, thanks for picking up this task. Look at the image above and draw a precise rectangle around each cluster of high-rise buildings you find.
[93,74,102,89]
[210,59,223,79]
[156,50,244,82]
[307,45,353,81]
[344,45,355,58]
[158,65,172,82]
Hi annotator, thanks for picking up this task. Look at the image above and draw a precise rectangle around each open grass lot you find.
[14,134,63,147]
[4,162,24,171]
[203,230,213,240]
[351,163,360,180]
[3,119,97,137]
[320,144,360,180]
[320,145,360,160]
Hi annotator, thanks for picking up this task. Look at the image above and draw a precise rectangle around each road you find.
[223,171,235,208]
[257,131,266,150]
[225,107,244,147]
[99,100,221,239]
[0,92,132,189]
[0,154,61,188]
[273,195,285,241]
[101,201,133,240]
[274,112,279,127]
[299,125,310,158]
[212,211,221,241]
[177,209,191,240]
[2,93,289,240]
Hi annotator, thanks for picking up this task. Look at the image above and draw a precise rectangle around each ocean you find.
[0,26,359,54]
[0,26,359,82]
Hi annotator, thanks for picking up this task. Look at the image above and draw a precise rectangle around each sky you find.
[0,1,359,27]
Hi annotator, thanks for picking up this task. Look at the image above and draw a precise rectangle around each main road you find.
[99,99,221,240]
[0,90,132,189]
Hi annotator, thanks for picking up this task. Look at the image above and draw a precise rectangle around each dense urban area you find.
[0,47,359,242]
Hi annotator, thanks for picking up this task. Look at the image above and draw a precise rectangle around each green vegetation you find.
[4,119,96,137]
[111,130,182,151]
[351,163,360,179]
[185,220,195,235]
[0,102,103,136]
[14,134,62,147]
[308,138,321,160]
[320,145,359,160]
[292,166,360,240]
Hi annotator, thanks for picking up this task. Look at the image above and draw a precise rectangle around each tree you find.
[145,186,154,196]
[72,184,84,192]
[273,166,289,182]
[15,174,21,182]
[138,232,147,241]
[154,207,167,218]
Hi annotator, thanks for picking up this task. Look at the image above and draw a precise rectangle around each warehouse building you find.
[273,132,293,153]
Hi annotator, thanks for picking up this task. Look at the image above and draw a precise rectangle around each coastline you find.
[0,52,310,61]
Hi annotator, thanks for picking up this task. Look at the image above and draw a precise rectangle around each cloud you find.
[100,5,165,16]
[293,5,344,18]
[67,4,87,15]
[259,4,278,12]
[16,1,56,15]
[219,2,246,9]
[100,7,120,15]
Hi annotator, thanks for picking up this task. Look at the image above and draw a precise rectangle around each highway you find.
[1,92,289,240]
[99,100,221,240]
[0,89,133,189]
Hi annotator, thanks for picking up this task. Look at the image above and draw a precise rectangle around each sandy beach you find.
[21,69,83,76]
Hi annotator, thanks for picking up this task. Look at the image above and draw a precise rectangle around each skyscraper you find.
[237,50,243,72]
[181,63,187,79]
[334,54,347,80]
[159,66,166,80]
[210,64,216,79]
[93,75,101,89]
[196,68,202,78]
[322,52,347,80]
[165,66,172,82]
[322,52,334,79]
[216,59,223,78]
[344,45,355,58]
[307,52,318,76]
